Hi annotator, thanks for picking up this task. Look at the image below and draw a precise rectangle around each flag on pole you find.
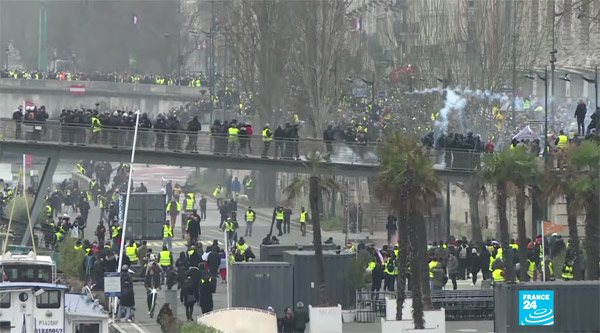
[353,17,362,32]
[132,14,138,25]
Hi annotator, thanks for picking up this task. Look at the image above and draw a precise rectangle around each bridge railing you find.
[0,118,484,170]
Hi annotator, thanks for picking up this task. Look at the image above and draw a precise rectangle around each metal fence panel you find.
[231,262,293,314]
[119,193,166,239]
[283,251,356,310]
[494,281,600,333]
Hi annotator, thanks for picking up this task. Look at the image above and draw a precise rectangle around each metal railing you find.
[0,118,485,170]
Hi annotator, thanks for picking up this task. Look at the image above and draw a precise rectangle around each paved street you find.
[75,164,488,332]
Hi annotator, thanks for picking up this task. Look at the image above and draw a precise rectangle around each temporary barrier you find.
[494,281,600,332]
[259,244,338,262]
[119,193,166,240]
[230,262,293,314]
[283,250,356,310]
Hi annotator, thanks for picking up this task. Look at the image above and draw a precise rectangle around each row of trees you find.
[288,133,598,329]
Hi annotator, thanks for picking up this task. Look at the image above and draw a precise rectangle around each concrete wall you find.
[0,78,206,118]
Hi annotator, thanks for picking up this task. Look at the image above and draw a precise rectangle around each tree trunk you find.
[516,189,528,282]
[310,175,327,306]
[565,193,582,280]
[417,215,433,311]
[584,195,600,280]
[395,212,409,320]
[408,222,424,329]
[468,185,483,243]
[496,182,514,281]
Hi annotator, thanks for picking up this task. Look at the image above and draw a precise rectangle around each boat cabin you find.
[0,252,55,283]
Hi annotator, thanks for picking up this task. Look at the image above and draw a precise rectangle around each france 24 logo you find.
[519,290,554,326]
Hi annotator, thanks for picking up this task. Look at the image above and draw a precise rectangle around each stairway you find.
[366,178,389,232]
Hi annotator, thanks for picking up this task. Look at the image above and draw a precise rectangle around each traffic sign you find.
[104,272,121,297]
[519,290,554,326]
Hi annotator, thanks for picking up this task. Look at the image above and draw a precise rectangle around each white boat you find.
[0,251,109,333]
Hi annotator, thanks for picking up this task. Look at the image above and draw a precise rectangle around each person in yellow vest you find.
[166,199,181,228]
[228,125,240,155]
[526,257,536,282]
[429,257,444,290]
[162,220,174,251]
[74,239,84,251]
[383,254,398,291]
[45,203,53,222]
[561,261,574,281]
[158,246,173,284]
[213,184,225,208]
[54,230,64,249]
[273,206,284,236]
[299,207,308,237]
[76,161,86,175]
[225,218,237,248]
[492,266,506,284]
[91,113,102,144]
[126,240,139,264]
[181,193,195,237]
[554,130,569,169]
[261,123,273,158]
[244,207,255,237]
[236,237,248,257]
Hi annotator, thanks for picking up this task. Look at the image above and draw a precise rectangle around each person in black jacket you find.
[574,100,587,136]
[180,275,198,321]
[294,302,310,333]
[186,116,201,151]
[279,307,296,333]
[145,267,161,318]
[207,246,221,279]
[274,125,285,158]
[199,271,216,313]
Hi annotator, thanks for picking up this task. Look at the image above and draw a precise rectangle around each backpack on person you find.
[459,247,468,259]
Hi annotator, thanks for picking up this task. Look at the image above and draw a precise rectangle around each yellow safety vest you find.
[225,221,235,232]
[493,269,505,282]
[236,243,248,255]
[429,261,439,278]
[92,117,102,133]
[300,211,307,223]
[163,225,173,238]
[74,244,83,250]
[45,205,53,218]
[166,202,181,212]
[112,226,121,238]
[246,211,255,222]
[557,135,568,148]
[77,163,86,175]
[228,127,239,137]
[527,260,535,279]
[262,128,272,142]
[562,265,573,280]
[126,245,138,262]
[213,187,222,198]
[245,179,253,189]
[185,198,194,211]
[159,250,171,267]
[276,210,284,220]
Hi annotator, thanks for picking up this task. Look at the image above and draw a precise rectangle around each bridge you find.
[0,118,479,245]
[0,78,203,118]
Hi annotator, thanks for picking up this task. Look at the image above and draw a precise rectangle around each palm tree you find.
[482,147,537,282]
[543,146,584,279]
[375,133,441,327]
[284,151,341,305]
[456,171,486,243]
[568,141,600,280]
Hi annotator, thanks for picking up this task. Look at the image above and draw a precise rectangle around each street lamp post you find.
[560,65,598,137]
[524,67,549,164]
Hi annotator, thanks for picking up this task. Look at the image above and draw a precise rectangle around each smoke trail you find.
[408,87,509,103]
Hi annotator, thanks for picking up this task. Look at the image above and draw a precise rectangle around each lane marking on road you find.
[456,330,479,332]
[131,322,151,333]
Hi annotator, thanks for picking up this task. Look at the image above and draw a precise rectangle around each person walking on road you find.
[199,195,207,220]
[224,218,238,248]
[162,220,173,251]
[272,206,284,236]
[299,207,309,236]
[199,271,216,314]
[166,198,181,229]
[158,246,173,284]
[145,266,161,318]
[283,205,292,234]
[244,207,255,237]
[181,275,198,321]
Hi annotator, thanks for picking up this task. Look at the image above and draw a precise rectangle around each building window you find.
[75,323,100,333]
[0,293,9,308]
[36,290,61,309]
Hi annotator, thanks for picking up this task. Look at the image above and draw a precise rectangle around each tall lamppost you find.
[524,67,549,164]
[560,66,598,137]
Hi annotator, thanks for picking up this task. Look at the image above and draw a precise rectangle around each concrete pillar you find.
[21,155,59,246]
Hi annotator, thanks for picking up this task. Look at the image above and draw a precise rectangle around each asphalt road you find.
[83,165,489,332]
